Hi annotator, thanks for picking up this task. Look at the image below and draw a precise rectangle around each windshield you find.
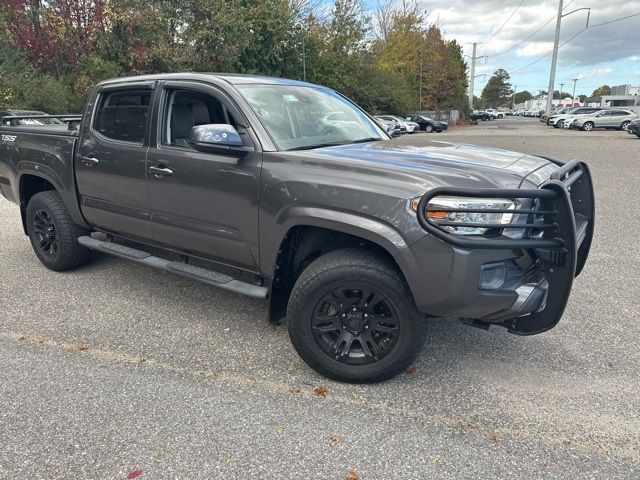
[236,84,386,151]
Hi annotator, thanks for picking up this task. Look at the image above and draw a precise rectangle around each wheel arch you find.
[18,172,59,235]
[17,168,89,234]
[265,208,417,322]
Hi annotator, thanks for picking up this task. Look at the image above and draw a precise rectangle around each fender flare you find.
[265,206,421,294]
[16,164,89,230]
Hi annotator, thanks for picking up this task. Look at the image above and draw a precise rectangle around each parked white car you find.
[376,115,419,133]
[484,108,504,119]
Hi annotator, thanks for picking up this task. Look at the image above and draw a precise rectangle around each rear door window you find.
[93,90,151,143]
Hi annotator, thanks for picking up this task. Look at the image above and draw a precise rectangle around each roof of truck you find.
[97,73,318,88]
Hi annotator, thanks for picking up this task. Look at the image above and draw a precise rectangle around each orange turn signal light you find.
[426,211,447,219]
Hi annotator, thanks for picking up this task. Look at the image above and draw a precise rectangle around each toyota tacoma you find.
[0,74,594,383]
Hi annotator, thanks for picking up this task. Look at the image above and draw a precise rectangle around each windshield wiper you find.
[350,137,382,144]
[286,137,382,151]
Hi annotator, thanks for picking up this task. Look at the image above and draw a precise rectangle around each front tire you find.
[26,191,91,271]
[287,248,426,383]
[620,121,631,131]
[424,124,433,133]
[582,122,594,131]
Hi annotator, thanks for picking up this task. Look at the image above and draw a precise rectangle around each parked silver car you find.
[548,107,603,128]
[568,109,639,131]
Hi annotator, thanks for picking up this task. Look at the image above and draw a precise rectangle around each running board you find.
[78,236,268,299]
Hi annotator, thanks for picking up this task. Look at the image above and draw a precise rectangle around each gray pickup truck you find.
[0,73,594,383]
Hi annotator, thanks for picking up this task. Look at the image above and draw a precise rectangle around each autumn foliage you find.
[0,0,469,117]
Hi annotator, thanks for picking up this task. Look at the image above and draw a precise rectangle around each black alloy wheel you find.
[26,190,91,271]
[32,209,58,258]
[311,286,399,366]
[287,248,426,383]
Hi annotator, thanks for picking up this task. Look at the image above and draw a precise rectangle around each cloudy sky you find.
[366,0,640,97]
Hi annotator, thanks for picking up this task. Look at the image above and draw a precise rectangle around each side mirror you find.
[189,124,250,155]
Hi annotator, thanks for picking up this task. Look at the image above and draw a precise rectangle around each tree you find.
[553,90,573,99]
[376,1,467,114]
[513,90,532,105]
[592,85,611,97]
[480,69,511,108]
[0,0,471,117]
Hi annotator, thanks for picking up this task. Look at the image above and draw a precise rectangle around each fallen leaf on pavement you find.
[313,386,329,398]
[345,471,359,480]
[127,470,143,479]
[489,434,500,443]
[405,366,417,375]
[329,434,341,443]
[276,427,285,434]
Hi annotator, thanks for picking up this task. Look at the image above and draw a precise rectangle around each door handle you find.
[149,165,174,177]
[80,156,99,165]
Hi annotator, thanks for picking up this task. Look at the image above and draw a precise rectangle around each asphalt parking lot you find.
[1,117,639,479]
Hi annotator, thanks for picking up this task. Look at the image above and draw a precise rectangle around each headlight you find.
[411,196,517,235]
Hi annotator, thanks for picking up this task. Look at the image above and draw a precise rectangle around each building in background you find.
[600,84,640,107]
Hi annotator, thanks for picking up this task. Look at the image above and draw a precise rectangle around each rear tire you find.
[620,121,631,131]
[287,248,426,383]
[26,191,91,271]
[424,124,433,133]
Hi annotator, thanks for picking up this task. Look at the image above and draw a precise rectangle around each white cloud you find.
[422,0,640,66]
[577,67,614,80]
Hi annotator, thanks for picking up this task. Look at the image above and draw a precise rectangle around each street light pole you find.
[572,78,578,105]
[546,0,564,115]
[545,3,591,114]
[559,82,565,106]
[512,84,517,110]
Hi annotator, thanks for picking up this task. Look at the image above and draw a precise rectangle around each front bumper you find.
[410,160,594,335]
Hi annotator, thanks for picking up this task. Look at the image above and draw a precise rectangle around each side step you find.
[78,236,268,299]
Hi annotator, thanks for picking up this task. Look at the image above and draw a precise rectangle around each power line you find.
[489,0,575,58]
[506,10,640,75]
[507,27,586,75]
[587,11,640,28]
[481,0,526,50]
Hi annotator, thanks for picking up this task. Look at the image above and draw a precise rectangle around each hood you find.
[288,139,556,198]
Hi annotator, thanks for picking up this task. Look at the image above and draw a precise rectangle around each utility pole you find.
[468,43,477,109]
[546,0,564,115]
[559,82,565,106]
[302,34,306,82]
[466,43,487,109]
[572,78,578,105]
[419,49,424,112]
[512,85,517,110]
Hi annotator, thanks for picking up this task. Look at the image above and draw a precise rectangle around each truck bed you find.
[0,125,78,205]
